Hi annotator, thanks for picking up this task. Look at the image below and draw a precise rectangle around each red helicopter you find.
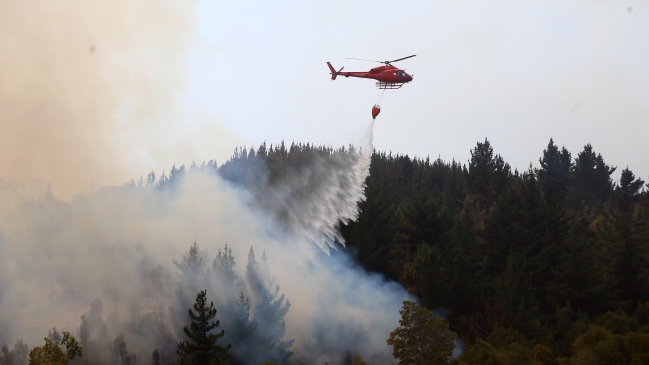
[327,55,415,89]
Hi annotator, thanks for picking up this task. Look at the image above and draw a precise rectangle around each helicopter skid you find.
[375,82,403,89]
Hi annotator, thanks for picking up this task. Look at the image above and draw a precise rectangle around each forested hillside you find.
[210,138,649,362]
[2,138,648,365]
[213,138,649,362]
[340,138,649,361]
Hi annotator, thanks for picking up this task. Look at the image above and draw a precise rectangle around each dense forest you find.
[206,137,649,363]
[2,138,648,365]
[339,138,649,363]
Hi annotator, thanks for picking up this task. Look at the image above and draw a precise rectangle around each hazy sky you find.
[185,0,649,183]
[2,0,648,198]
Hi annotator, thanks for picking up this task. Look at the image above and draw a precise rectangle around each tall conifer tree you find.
[177,290,230,365]
[537,138,572,199]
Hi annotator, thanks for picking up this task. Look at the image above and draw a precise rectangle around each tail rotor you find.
[327,62,343,80]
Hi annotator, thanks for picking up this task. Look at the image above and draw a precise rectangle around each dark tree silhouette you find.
[177,290,230,365]
[111,333,137,365]
[571,143,616,204]
[174,240,203,278]
[537,138,572,199]
[618,167,645,202]
[213,244,237,284]
[245,248,294,364]
[467,138,511,201]
[151,349,160,365]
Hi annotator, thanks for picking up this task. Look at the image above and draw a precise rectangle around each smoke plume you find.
[0,2,409,362]
[0,119,411,364]
[0,0,205,199]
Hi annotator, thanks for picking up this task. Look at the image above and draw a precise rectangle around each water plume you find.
[253,122,375,252]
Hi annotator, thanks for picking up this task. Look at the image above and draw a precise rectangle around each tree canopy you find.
[387,300,457,365]
[177,290,230,365]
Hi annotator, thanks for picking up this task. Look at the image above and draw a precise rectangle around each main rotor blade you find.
[346,57,382,63]
[388,55,416,63]
[338,66,344,72]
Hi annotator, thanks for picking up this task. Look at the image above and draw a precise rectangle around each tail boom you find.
[327,62,338,80]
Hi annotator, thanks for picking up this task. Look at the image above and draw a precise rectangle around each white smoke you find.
[0,120,410,364]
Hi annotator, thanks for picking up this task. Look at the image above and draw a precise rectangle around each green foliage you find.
[350,354,368,365]
[61,332,82,365]
[29,338,66,365]
[571,143,616,205]
[568,325,648,365]
[170,241,292,365]
[618,167,645,202]
[6,136,646,365]
[336,137,649,356]
[595,309,639,334]
[342,351,368,365]
[537,138,571,200]
[177,290,231,365]
[157,137,647,364]
[533,344,558,365]
[467,138,512,201]
[24,333,82,365]
[485,327,531,350]
[452,339,534,365]
[387,300,457,365]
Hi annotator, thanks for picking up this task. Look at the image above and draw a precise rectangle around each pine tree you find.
[227,292,258,361]
[213,244,237,284]
[467,138,495,197]
[48,327,62,345]
[537,138,572,199]
[618,167,645,203]
[1,340,29,365]
[151,349,160,365]
[547,217,611,316]
[441,202,481,325]
[174,241,203,279]
[245,248,294,364]
[571,143,615,204]
[175,241,206,314]
[177,290,230,365]
[601,196,649,306]
[75,299,108,365]
[466,138,511,201]
[78,298,108,348]
[111,334,137,365]
[594,153,616,202]
[231,292,257,342]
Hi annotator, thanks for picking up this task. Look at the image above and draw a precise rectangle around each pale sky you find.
[1,0,648,197]
[184,0,649,182]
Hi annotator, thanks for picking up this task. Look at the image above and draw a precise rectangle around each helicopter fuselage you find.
[335,65,413,83]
